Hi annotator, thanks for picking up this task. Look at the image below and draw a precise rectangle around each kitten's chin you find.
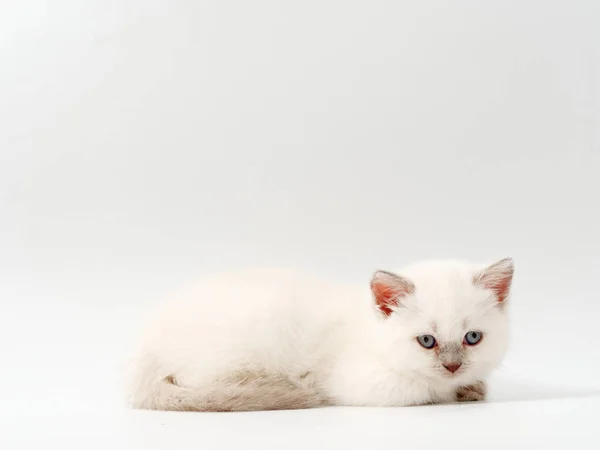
[424,366,484,387]
[436,369,477,386]
[425,370,468,386]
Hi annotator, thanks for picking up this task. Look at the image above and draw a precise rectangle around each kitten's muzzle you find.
[443,363,462,374]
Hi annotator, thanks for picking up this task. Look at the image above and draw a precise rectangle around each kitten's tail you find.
[129,356,324,412]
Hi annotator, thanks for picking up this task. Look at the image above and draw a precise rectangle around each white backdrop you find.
[1,0,599,447]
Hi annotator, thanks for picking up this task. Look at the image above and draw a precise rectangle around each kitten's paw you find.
[456,381,486,402]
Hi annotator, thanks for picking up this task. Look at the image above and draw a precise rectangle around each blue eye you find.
[417,335,436,349]
[464,331,482,345]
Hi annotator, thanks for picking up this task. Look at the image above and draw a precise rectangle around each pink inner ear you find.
[484,276,511,303]
[372,282,399,316]
[475,259,514,304]
[371,272,415,317]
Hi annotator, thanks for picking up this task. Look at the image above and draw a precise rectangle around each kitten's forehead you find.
[396,260,489,319]
[397,260,479,293]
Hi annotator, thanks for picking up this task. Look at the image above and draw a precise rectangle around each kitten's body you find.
[130,259,513,411]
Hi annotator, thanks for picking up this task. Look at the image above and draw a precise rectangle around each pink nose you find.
[443,363,462,373]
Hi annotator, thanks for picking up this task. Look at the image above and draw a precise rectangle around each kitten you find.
[129,258,514,411]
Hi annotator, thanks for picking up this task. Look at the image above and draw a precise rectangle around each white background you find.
[1,0,599,448]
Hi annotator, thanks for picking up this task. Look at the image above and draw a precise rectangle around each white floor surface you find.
[1,283,599,450]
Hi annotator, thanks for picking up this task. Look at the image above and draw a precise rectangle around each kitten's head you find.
[370,258,514,386]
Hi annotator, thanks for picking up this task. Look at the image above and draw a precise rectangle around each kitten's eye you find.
[417,335,436,349]
[464,331,482,345]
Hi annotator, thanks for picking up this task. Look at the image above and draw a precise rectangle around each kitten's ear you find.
[370,271,415,317]
[474,258,514,305]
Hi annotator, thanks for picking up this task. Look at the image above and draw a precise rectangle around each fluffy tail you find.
[129,357,324,412]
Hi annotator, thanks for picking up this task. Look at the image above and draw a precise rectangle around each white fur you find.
[129,259,513,410]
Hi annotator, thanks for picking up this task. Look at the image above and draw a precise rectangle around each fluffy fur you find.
[129,258,514,411]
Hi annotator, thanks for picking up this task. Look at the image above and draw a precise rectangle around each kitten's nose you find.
[443,363,462,373]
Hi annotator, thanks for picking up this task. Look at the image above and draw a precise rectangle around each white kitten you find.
[129,258,514,411]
